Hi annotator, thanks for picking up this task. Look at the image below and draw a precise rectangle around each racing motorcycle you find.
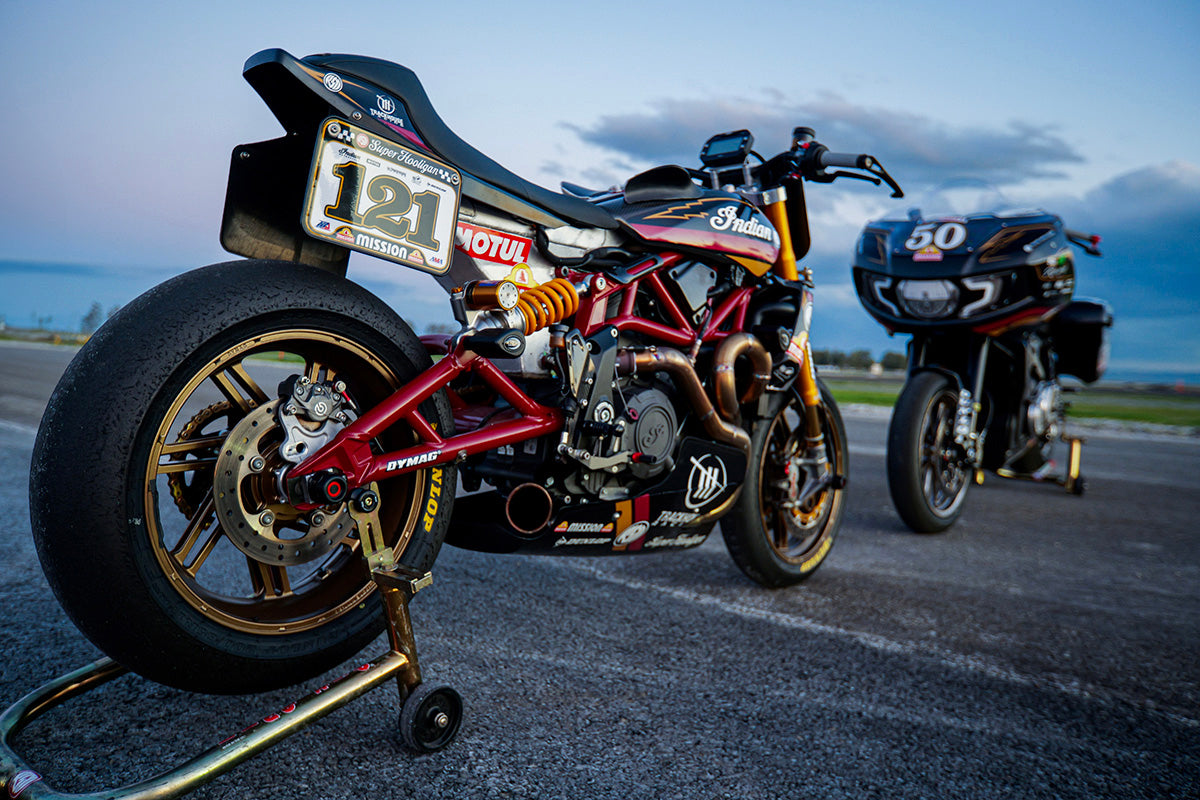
[29,49,905,707]
[851,184,1112,532]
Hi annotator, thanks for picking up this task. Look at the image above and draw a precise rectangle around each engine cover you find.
[622,386,677,479]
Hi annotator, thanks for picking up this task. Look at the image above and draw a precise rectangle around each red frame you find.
[289,252,751,498]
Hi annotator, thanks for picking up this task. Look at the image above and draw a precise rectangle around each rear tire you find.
[886,371,970,533]
[31,260,455,693]
[722,380,848,588]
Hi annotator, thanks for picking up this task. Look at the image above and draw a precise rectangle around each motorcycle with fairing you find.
[851,184,1112,532]
[28,49,903,749]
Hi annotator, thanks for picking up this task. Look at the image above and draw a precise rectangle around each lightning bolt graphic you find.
[642,198,723,221]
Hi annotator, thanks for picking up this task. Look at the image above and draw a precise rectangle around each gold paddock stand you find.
[993,433,1088,495]
[0,485,460,799]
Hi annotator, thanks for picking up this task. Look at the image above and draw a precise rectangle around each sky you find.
[2,0,1198,381]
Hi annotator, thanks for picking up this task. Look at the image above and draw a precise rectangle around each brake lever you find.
[827,169,881,187]
[863,159,904,198]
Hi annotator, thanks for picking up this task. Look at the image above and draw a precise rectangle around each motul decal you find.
[456,222,532,266]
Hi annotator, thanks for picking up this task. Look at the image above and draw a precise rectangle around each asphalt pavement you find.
[1,340,1197,799]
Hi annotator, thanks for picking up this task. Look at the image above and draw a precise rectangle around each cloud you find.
[569,94,1084,186]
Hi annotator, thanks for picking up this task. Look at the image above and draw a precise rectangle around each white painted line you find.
[552,560,1198,728]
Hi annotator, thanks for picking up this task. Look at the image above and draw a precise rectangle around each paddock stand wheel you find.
[400,684,464,753]
[0,486,458,799]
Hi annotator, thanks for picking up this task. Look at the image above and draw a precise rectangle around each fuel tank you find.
[599,167,780,275]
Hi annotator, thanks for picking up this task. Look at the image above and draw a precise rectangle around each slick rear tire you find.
[722,380,848,588]
[886,371,970,533]
[31,260,455,694]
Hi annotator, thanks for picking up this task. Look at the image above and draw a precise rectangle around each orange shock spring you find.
[515,278,579,334]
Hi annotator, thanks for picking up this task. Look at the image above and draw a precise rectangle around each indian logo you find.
[685,454,727,510]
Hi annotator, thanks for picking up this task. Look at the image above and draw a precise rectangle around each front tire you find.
[886,371,970,533]
[722,380,848,588]
[31,260,455,693]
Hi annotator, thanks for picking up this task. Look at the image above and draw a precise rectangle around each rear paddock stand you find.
[995,433,1087,495]
[0,486,461,799]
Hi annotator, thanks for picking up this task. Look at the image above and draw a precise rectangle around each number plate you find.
[303,118,461,274]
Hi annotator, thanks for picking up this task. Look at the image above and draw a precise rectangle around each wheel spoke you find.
[305,358,337,385]
[161,434,226,456]
[155,457,219,475]
[248,558,292,599]
[169,491,217,563]
[211,362,269,416]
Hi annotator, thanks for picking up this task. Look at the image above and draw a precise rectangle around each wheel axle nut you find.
[259,510,275,526]
[249,456,266,472]
[433,712,450,729]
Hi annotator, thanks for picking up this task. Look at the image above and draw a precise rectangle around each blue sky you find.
[2,0,1198,380]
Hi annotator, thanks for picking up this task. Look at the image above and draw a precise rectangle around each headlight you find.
[896,279,959,319]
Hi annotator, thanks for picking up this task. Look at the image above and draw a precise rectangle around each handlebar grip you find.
[818,151,873,170]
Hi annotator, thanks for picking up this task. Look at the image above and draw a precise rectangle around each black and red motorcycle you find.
[852,183,1112,532]
[27,49,903,751]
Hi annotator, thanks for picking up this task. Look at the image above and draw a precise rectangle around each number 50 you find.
[905,222,967,251]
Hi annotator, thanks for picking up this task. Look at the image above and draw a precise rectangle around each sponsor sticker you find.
[553,521,615,534]
[653,510,700,526]
[613,521,650,548]
[553,536,611,547]
[913,245,943,262]
[644,533,707,549]
[456,222,533,267]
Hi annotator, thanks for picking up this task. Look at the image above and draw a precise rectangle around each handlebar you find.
[803,143,904,198]
[688,131,904,199]
[1065,228,1103,257]
[817,150,872,170]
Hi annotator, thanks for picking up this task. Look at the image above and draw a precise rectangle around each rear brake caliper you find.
[277,375,355,464]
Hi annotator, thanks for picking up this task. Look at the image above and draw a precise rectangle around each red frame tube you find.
[289,251,752,495]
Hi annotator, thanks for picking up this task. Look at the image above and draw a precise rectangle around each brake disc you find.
[213,401,353,566]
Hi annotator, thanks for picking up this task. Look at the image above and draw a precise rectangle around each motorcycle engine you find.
[1026,380,1063,440]
[565,378,680,498]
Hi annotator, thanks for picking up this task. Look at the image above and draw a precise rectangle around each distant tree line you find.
[812,348,907,370]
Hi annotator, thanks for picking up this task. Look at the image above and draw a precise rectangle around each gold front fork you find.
[763,197,799,282]
[764,197,824,445]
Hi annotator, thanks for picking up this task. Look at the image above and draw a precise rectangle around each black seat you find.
[622,165,703,204]
[306,54,618,230]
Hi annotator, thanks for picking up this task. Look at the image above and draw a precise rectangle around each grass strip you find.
[824,381,1199,427]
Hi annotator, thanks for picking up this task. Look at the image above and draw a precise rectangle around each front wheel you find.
[31,260,455,693]
[722,380,848,587]
[886,371,971,533]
